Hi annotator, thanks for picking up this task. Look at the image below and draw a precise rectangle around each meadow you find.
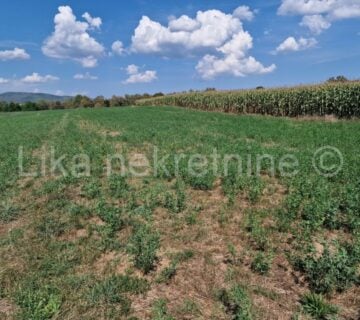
[0,106,359,320]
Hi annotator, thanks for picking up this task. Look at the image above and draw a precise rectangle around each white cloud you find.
[168,15,201,32]
[276,37,317,53]
[0,78,9,84]
[126,64,139,75]
[82,12,102,29]
[74,72,98,80]
[131,7,274,79]
[233,6,255,21]
[300,15,331,34]
[0,48,30,61]
[111,40,125,56]
[278,0,360,34]
[131,10,245,55]
[196,55,275,80]
[21,72,59,84]
[123,64,157,84]
[278,0,334,16]
[42,6,105,68]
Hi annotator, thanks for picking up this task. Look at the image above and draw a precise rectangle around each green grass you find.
[0,106,359,319]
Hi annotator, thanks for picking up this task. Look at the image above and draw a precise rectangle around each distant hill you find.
[0,92,72,103]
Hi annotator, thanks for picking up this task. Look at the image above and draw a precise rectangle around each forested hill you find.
[0,92,72,103]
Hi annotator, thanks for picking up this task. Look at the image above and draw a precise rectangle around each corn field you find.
[137,82,360,118]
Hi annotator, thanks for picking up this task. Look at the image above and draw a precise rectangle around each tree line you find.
[0,93,165,112]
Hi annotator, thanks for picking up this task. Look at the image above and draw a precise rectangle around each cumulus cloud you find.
[131,7,275,79]
[131,10,243,55]
[123,64,157,84]
[42,6,105,68]
[275,37,317,53]
[74,72,98,80]
[21,72,59,84]
[82,12,102,29]
[196,30,275,79]
[300,15,331,34]
[126,64,139,75]
[0,48,30,61]
[197,55,276,80]
[278,0,360,34]
[0,78,9,84]
[111,41,125,56]
[169,15,201,32]
[233,6,255,21]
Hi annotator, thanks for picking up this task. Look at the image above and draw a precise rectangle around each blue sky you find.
[0,0,359,97]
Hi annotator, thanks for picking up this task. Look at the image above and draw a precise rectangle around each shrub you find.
[127,223,160,273]
[248,177,265,204]
[218,285,253,320]
[251,252,272,275]
[89,275,149,304]
[0,201,20,223]
[88,275,149,316]
[301,293,338,319]
[164,180,187,213]
[35,215,67,239]
[96,200,125,232]
[152,299,175,320]
[156,262,177,284]
[15,280,62,320]
[82,181,101,199]
[187,172,215,190]
[245,211,269,251]
[108,175,129,199]
[293,243,360,294]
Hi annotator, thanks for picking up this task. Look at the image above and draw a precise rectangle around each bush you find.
[88,275,149,316]
[108,175,129,199]
[127,223,160,273]
[164,179,186,213]
[251,252,272,275]
[187,172,215,190]
[156,262,177,284]
[301,293,338,319]
[245,211,269,251]
[0,201,20,222]
[82,181,101,199]
[218,285,253,320]
[152,299,175,320]
[15,280,61,320]
[294,243,360,294]
[96,200,125,232]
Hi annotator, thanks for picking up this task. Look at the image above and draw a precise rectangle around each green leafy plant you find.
[15,280,62,320]
[127,223,160,273]
[251,252,272,275]
[218,285,253,320]
[82,180,101,199]
[0,201,19,223]
[108,175,129,199]
[96,200,125,232]
[293,243,360,294]
[301,293,338,319]
[152,299,175,320]
[157,262,177,284]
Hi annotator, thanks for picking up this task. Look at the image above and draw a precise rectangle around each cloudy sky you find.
[0,0,359,97]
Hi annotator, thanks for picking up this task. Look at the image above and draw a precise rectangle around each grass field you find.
[0,107,359,319]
